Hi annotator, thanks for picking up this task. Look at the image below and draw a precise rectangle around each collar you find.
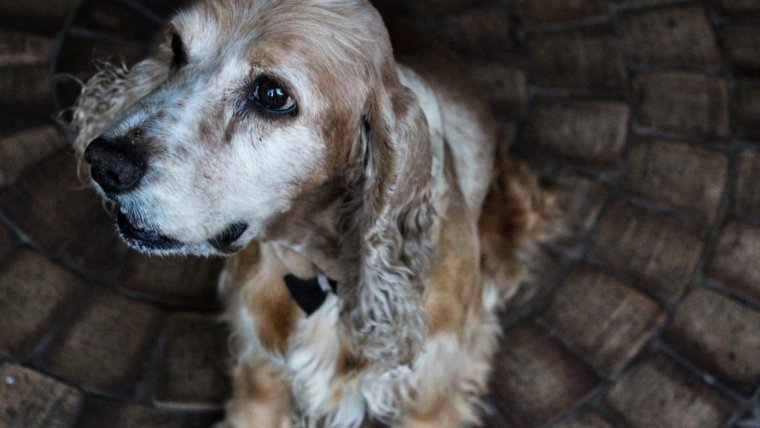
[283,273,337,316]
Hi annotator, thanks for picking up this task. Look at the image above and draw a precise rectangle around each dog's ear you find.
[341,74,436,370]
[70,32,172,157]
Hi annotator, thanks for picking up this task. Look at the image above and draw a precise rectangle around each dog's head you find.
[73,0,434,366]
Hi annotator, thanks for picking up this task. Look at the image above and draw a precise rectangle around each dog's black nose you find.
[84,137,146,194]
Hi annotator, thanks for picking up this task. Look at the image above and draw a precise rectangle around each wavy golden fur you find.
[70,0,555,426]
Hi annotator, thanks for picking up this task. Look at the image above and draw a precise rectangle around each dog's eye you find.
[248,76,297,116]
[171,33,187,69]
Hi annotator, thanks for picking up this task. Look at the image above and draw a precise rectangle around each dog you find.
[70,0,554,426]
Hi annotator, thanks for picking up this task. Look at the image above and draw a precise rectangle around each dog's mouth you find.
[115,207,183,251]
[114,205,249,254]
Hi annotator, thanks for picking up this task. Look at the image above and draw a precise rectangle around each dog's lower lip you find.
[115,210,182,250]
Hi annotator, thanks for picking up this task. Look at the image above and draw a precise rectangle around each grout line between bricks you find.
[25,284,94,365]
[134,313,171,405]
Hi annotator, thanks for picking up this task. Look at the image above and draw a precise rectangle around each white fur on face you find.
[97,7,331,256]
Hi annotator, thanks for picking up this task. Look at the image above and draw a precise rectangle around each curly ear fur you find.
[70,41,171,159]
[340,77,436,370]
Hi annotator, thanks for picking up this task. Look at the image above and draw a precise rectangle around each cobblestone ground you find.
[0,0,758,427]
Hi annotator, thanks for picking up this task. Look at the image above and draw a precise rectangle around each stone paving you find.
[0,0,758,427]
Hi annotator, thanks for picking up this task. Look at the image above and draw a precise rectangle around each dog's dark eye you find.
[247,76,297,116]
[171,33,187,69]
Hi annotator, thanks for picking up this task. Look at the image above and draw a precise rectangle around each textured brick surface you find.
[529,29,627,93]
[0,64,52,131]
[0,29,52,65]
[0,152,101,249]
[122,254,222,306]
[179,411,225,428]
[443,5,516,58]
[620,5,720,67]
[467,58,526,118]
[513,0,606,28]
[527,98,629,167]
[624,139,728,223]
[0,249,86,358]
[77,398,174,428]
[548,170,607,247]
[0,1,756,426]
[501,248,566,319]
[153,313,229,405]
[634,73,729,138]
[0,126,63,187]
[711,0,760,15]
[554,410,613,428]
[45,289,164,395]
[56,35,144,74]
[407,0,490,18]
[723,24,760,73]
[0,363,81,428]
[735,82,760,140]
[60,211,131,282]
[589,201,704,302]
[541,265,665,375]
[491,324,597,427]
[606,354,734,428]
[0,0,80,34]
[0,223,13,257]
[736,150,760,219]
[73,0,159,43]
[708,221,760,304]
[665,287,760,393]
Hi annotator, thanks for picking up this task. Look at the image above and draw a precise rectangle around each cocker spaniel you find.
[70,0,554,426]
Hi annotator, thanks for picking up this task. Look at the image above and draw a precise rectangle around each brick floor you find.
[735,82,760,140]
[513,0,606,28]
[634,73,729,138]
[528,29,628,93]
[540,264,665,375]
[121,254,222,307]
[722,24,760,73]
[736,149,760,220]
[708,220,760,304]
[665,286,760,394]
[0,0,758,427]
[0,363,81,428]
[442,4,517,59]
[153,313,229,406]
[491,324,598,427]
[620,5,720,67]
[0,152,102,249]
[554,409,612,428]
[0,249,87,358]
[0,126,64,187]
[605,354,735,428]
[624,138,728,224]
[466,57,526,119]
[76,398,174,428]
[545,169,607,249]
[710,0,760,15]
[43,288,165,395]
[526,98,629,167]
[588,201,705,302]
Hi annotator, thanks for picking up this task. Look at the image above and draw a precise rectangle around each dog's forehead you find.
[171,0,385,76]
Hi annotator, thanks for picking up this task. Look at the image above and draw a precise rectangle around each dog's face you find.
[84,0,386,256]
[78,0,434,366]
